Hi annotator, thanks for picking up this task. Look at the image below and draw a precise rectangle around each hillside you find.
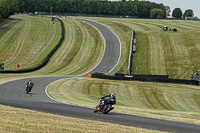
[1,15,200,132]
[77,17,200,79]
[0,15,104,76]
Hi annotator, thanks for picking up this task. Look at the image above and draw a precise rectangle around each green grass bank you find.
[0,15,61,70]
[0,15,104,76]
[76,17,200,79]
[1,15,200,132]
[48,77,200,125]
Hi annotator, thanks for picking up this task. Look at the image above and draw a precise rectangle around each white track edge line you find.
[45,78,94,109]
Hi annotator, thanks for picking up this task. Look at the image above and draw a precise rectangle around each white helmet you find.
[111,92,116,96]
[29,79,32,82]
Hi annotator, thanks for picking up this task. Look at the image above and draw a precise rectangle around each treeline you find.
[18,0,167,18]
[0,0,18,21]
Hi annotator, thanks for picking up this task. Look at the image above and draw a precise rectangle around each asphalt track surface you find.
[0,18,18,29]
[1,18,200,133]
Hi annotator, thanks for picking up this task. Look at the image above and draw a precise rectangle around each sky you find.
[148,0,200,18]
[111,0,200,18]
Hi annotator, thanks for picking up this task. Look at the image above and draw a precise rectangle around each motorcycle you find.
[25,84,33,94]
[94,98,116,114]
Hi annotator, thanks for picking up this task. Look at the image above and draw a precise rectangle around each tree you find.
[0,0,10,19]
[14,0,167,18]
[0,0,19,21]
[135,1,151,18]
[183,9,194,17]
[150,8,164,19]
[8,0,19,15]
[172,8,182,18]
[165,5,170,18]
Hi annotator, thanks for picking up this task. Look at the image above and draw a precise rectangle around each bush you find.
[150,8,164,19]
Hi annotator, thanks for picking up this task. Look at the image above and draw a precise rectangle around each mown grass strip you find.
[1,16,200,132]
[32,18,104,76]
[0,15,104,75]
[48,77,200,125]
[0,14,60,70]
[76,17,200,79]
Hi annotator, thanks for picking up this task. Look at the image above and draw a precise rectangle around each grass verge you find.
[1,16,200,132]
[33,18,104,76]
[75,17,200,79]
[0,15,104,76]
[0,14,61,70]
[0,105,167,133]
[48,77,200,125]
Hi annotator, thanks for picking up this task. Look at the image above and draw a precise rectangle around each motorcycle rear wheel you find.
[103,104,112,114]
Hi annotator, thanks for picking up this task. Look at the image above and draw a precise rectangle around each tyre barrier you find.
[0,18,65,73]
[89,73,200,86]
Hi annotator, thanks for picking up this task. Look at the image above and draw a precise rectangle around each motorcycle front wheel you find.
[26,87,31,94]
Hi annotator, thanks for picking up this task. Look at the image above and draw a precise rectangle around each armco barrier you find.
[89,73,199,86]
[0,18,65,73]
[115,73,169,79]
[128,30,136,74]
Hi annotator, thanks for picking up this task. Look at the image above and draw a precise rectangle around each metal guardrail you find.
[128,30,136,74]
[89,73,200,86]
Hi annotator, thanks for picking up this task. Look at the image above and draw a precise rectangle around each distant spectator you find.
[191,73,194,78]
[196,71,198,75]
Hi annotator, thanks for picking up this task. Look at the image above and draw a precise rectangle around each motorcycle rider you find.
[94,92,116,113]
[26,80,34,92]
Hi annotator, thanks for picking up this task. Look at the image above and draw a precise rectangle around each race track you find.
[0,18,200,133]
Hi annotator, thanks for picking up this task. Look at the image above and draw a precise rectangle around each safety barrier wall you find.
[111,67,123,76]
[33,12,139,18]
[0,18,65,73]
[90,73,200,86]
[115,73,168,79]
[128,30,136,74]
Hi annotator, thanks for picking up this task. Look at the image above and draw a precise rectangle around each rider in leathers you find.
[94,92,116,112]
[26,80,34,92]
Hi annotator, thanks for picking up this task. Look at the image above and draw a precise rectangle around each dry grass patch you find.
[0,105,167,133]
